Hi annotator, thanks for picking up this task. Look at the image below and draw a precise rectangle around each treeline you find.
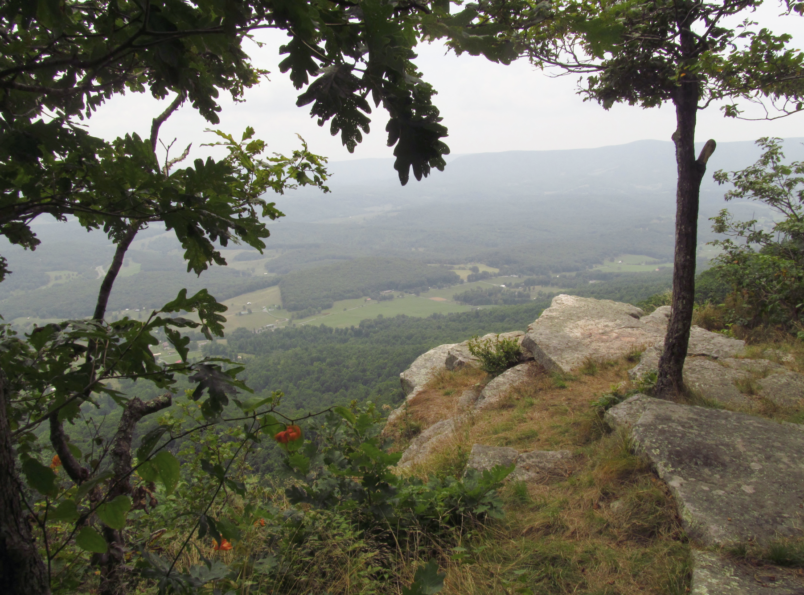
[1,269,280,320]
[279,258,460,311]
[454,286,533,306]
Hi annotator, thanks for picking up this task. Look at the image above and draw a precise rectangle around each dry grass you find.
[390,356,692,594]
[384,366,487,443]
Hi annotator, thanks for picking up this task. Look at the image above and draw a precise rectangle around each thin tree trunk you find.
[655,12,717,398]
[98,395,171,595]
[0,370,51,595]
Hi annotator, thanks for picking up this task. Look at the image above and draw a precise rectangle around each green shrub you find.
[468,334,522,376]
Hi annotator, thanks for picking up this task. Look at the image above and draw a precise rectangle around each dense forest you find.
[279,257,461,311]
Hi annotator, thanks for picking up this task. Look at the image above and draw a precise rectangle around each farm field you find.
[449,263,500,281]
[295,294,474,328]
[592,254,672,273]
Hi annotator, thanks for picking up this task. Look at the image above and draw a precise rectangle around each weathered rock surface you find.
[603,393,653,430]
[757,370,804,408]
[629,349,804,409]
[691,551,804,595]
[522,294,661,374]
[464,444,518,474]
[509,450,573,483]
[465,445,573,484]
[397,418,461,468]
[456,386,482,412]
[400,343,456,397]
[445,331,527,371]
[474,363,534,411]
[607,395,804,546]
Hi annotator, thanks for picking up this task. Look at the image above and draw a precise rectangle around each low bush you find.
[468,335,522,377]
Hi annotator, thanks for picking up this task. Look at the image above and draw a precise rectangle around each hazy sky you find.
[89,2,804,168]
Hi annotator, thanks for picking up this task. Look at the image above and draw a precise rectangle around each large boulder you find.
[522,295,662,374]
[607,395,804,546]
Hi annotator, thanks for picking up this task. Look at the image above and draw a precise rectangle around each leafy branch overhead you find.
[0,0,478,204]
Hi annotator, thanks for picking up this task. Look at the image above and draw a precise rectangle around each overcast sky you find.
[89,2,804,168]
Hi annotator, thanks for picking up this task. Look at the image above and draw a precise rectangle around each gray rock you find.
[609,397,804,545]
[509,450,573,483]
[456,385,482,412]
[445,342,479,371]
[629,350,804,409]
[758,371,804,408]
[400,343,456,397]
[522,294,660,374]
[688,327,746,359]
[691,551,804,595]
[640,306,672,328]
[683,358,753,408]
[604,393,654,431]
[397,417,461,468]
[629,332,745,384]
[465,444,518,474]
[474,363,533,411]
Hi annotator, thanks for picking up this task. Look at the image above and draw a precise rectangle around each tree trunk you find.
[0,370,51,595]
[655,17,717,398]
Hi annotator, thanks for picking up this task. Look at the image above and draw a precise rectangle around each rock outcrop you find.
[521,295,663,374]
[392,295,804,590]
[607,394,804,546]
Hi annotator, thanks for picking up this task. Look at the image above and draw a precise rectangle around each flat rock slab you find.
[608,395,804,546]
[522,294,662,374]
[692,551,804,595]
[474,363,534,411]
[465,445,573,484]
[629,351,803,410]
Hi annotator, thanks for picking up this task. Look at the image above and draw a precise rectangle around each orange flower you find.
[286,425,302,441]
[212,538,232,551]
[254,518,266,527]
[274,425,302,444]
[50,455,62,471]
